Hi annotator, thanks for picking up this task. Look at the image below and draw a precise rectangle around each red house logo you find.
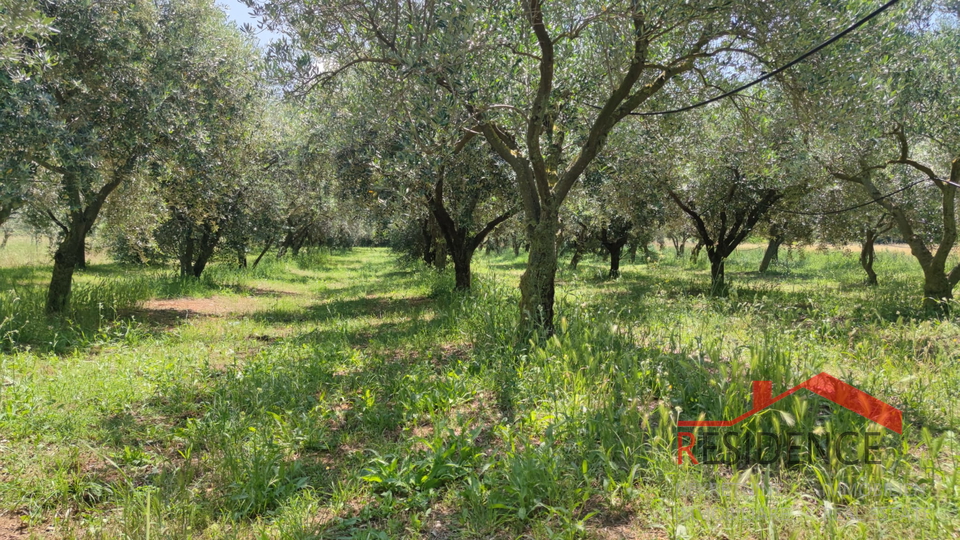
[679,372,902,433]
[676,373,902,465]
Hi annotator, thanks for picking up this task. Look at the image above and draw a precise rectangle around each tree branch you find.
[31,156,68,176]
[523,0,556,204]
[46,210,68,233]
[471,206,519,251]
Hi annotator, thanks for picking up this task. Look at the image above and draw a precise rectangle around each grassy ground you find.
[0,236,958,539]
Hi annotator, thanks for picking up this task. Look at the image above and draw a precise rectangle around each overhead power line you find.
[780,177,922,216]
[611,0,903,116]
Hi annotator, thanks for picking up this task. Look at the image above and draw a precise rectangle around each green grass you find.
[0,236,958,539]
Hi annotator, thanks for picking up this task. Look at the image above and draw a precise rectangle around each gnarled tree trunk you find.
[178,232,195,278]
[569,246,583,269]
[191,228,219,278]
[669,183,782,295]
[859,215,893,286]
[608,243,624,278]
[600,222,631,279]
[252,238,273,268]
[519,208,559,331]
[671,235,687,258]
[47,226,86,314]
[710,256,726,291]
[690,240,702,263]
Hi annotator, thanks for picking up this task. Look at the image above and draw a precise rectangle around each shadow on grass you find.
[90,298,469,525]
[252,294,432,325]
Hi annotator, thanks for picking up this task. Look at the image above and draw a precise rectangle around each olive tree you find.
[755,211,816,274]
[249,102,335,264]
[21,0,273,311]
[333,78,518,289]
[813,185,894,285]
[660,103,812,292]
[800,3,960,309]
[247,0,819,332]
[154,0,265,277]
[564,151,666,278]
[25,0,171,313]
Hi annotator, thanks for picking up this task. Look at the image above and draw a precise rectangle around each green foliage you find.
[0,0,55,72]
[361,428,483,498]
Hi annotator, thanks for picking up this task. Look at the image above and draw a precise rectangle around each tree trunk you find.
[672,237,685,258]
[427,173,516,291]
[433,243,448,269]
[860,230,878,286]
[252,239,273,268]
[46,230,84,314]
[277,228,294,258]
[922,270,953,311]
[691,241,703,263]
[192,229,219,278]
[75,238,87,270]
[569,246,583,269]
[0,206,14,231]
[709,253,726,293]
[628,242,638,264]
[179,233,195,278]
[45,167,130,314]
[1,230,11,249]
[421,217,436,266]
[291,236,305,257]
[519,209,559,333]
[759,235,784,273]
[237,247,247,269]
[453,253,471,290]
[607,242,624,278]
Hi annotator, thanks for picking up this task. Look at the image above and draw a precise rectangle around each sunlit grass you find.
[0,241,957,538]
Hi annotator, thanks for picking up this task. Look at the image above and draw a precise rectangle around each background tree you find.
[158,0,263,277]
[565,148,667,278]
[813,184,895,285]
[659,205,698,259]
[333,77,518,289]
[799,2,960,309]
[755,204,817,274]
[661,104,812,292]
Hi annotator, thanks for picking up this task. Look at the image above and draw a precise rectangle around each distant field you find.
[0,243,958,539]
[0,235,110,269]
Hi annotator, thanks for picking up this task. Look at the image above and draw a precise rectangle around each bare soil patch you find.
[0,515,27,540]
[126,295,265,326]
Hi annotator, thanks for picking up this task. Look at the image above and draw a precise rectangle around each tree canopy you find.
[3,0,960,317]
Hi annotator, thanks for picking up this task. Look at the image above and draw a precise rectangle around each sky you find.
[216,0,282,46]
